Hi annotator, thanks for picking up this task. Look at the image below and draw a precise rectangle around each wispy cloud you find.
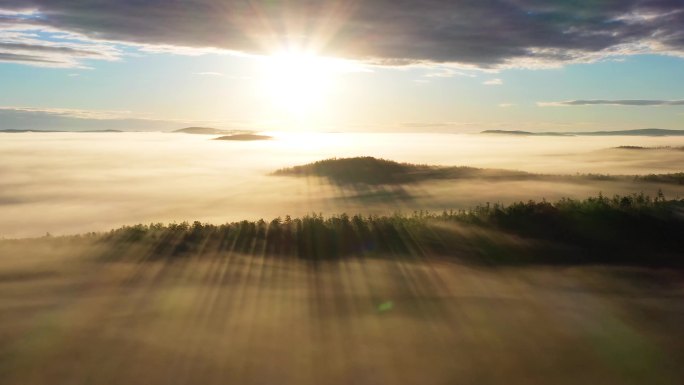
[0,8,38,17]
[423,68,477,78]
[137,44,231,56]
[0,8,122,68]
[0,106,135,120]
[193,72,253,81]
[193,71,224,77]
[538,99,684,107]
[398,120,607,132]
[483,78,503,86]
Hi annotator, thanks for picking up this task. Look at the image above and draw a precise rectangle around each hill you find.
[172,127,238,135]
[4,194,684,385]
[482,128,684,136]
[584,128,684,136]
[214,134,272,141]
[10,194,676,265]
[273,157,530,185]
[480,130,571,136]
[612,146,684,151]
[274,157,684,188]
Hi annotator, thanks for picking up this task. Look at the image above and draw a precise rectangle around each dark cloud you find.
[0,52,61,63]
[0,1,683,67]
[0,42,111,57]
[542,99,684,106]
[0,9,122,67]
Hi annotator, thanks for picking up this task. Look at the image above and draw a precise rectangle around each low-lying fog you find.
[2,131,684,238]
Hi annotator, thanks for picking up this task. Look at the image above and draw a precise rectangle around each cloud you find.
[0,9,122,67]
[483,78,503,86]
[0,51,61,64]
[539,99,684,107]
[0,106,135,120]
[0,8,38,17]
[498,103,515,108]
[0,2,683,68]
[397,120,613,133]
[0,106,209,131]
[423,68,477,78]
[193,71,225,77]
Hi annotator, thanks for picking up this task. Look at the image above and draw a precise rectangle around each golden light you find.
[262,51,331,116]
[260,50,365,118]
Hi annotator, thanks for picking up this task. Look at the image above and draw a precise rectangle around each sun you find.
[260,49,366,118]
[261,51,333,116]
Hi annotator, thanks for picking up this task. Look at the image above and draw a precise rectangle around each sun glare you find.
[261,50,362,117]
[263,51,331,116]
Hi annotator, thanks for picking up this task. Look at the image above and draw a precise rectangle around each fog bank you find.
[2,132,684,237]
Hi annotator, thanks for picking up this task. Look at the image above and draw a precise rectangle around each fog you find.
[3,130,684,385]
[2,131,684,238]
[3,234,683,385]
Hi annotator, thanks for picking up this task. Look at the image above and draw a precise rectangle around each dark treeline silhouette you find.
[636,173,684,185]
[86,193,684,266]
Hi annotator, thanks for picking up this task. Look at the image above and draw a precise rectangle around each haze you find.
[3,131,684,238]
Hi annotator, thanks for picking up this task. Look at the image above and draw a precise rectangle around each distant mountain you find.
[612,145,684,151]
[172,127,237,135]
[582,128,684,136]
[0,129,122,133]
[214,134,272,141]
[480,130,571,136]
[482,128,684,136]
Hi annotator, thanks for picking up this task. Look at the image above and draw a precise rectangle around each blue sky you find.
[1,2,683,132]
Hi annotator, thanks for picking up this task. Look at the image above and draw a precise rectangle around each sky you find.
[0,1,683,133]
